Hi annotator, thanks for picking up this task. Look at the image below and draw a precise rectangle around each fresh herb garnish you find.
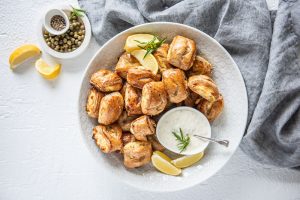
[70,5,86,17]
[172,128,190,153]
[134,35,166,59]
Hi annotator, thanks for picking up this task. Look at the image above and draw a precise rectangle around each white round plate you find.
[37,4,91,59]
[78,22,248,192]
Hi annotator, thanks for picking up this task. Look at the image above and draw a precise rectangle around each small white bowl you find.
[44,9,69,35]
[156,107,211,155]
[38,5,91,59]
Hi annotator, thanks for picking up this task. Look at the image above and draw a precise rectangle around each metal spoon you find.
[193,135,230,147]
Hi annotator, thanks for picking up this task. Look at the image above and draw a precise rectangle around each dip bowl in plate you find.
[78,22,248,192]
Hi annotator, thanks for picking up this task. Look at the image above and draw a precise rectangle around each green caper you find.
[77,41,82,46]
[74,34,78,39]
[70,32,74,36]
[50,38,55,43]
[80,25,84,29]
[47,42,51,46]
[67,41,72,45]
[63,38,67,43]
[54,36,59,41]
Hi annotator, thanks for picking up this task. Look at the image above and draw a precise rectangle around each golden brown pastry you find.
[115,52,140,79]
[153,43,172,72]
[121,132,136,146]
[86,87,104,118]
[141,82,168,116]
[187,55,212,77]
[188,75,220,102]
[90,69,123,92]
[120,82,127,99]
[147,135,165,151]
[197,94,224,121]
[167,35,196,70]
[98,92,124,125]
[184,89,201,107]
[127,67,160,89]
[93,124,123,153]
[162,68,188,103]
[117,111,138,132]
[123,141,152,168]
[130,115,156,141]
[125,84,143,115]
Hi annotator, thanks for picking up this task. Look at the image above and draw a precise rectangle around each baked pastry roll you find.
[147,135,165,151]
[115,52,140,79]
[197,94,224,121]
[153,44,172,72]
[86,87,104,118]
[188,75,220,102]
[141,82,168,116]
[162,68,188,103]
[184,89,201,107]
[167,35,196,70]
[127,67,160,89]
[130,115,156,141]
[90,69,123,92]
[117,111,138,132]
[98,92,124,125]
[187,55,212,77]
[123,141,152,168]
[93,124,123,153]
[125,84,143,115]
[121,132,136,146]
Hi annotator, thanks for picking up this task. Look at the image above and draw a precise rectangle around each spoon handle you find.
[193,135,229,147]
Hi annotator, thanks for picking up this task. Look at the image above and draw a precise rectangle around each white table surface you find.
[1,0,300,199]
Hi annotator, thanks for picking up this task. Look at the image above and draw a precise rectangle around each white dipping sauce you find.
[156,107,211,155]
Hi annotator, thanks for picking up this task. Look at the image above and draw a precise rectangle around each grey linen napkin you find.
[78,0,300,167]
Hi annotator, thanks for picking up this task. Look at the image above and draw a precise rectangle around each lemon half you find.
[124,34,158,53]
[151,153,181,176]
[35,58,61,80]
[171,152,204,168]
[9,44,41,69]
[131,49,159,74]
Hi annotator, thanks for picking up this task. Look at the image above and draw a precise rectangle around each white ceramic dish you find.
[156,107,211,155]
[78,22,248,192]
[38,5,91,59]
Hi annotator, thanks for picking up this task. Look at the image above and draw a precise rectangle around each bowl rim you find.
[77,22,248,192]
[37,4,91,59]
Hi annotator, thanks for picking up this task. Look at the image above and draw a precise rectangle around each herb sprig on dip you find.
[172,128,190,153]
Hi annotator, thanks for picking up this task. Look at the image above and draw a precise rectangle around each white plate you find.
[37,4,91,59]
[78,22,248,192]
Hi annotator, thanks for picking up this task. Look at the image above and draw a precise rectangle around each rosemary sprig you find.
[70,5,86,17]
[172,128,190,153]
[134,35,166,59]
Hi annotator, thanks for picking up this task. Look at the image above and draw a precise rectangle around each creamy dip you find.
[156,107,211,155]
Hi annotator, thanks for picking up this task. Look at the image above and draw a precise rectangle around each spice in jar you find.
[50,15,66,31]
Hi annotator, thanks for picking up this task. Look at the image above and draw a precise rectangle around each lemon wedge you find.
[124,34,158,52]
[153,151,172,162]
[9,44,41,69]
[151,153,181,176]
[171,152,204,169]
[131,49,159,74]
[35,58,61,80]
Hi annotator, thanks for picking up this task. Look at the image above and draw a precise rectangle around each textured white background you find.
[1,0,300,200]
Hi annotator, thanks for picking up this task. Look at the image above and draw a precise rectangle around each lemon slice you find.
[9,44,41,69]
[131,49,158,74]
[171,152,204,168]
[151,154,181,176]
[153,151,172,162]
[124,34,158,53]
[35,58,61,80]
